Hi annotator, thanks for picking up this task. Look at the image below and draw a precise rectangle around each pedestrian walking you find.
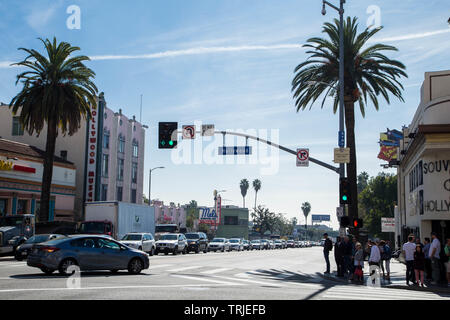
[342,236,352,279]
[353,242,364,284]
[444,238,450,287]
[402,235,416,285]
[413,244,425,287]
[415,237,424,249]
[323,233,333,274]
[368,239,381,285]
[423,238,432,282]
[380,240,392,281]
[429,232,441,285]
[334,236,344,277]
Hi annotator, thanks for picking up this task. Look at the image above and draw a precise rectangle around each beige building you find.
[0,93,146,221]
[396,70,450,247]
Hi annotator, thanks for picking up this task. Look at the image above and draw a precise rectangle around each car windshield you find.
[185,233,200,239]
[160,234,178,240]
[122,234,142,241]
[155,225,178,233]
[25,235,50,244]
[229,239,239,243]
[212,238,224,242]
[79,222,106,234]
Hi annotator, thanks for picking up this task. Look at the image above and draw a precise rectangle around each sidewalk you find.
[320,259,450,294]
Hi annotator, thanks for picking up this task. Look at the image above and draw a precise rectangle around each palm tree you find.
[10,37,97,222]
[301,202,311,229]
[252,179,261,211]
[292,17,407,225]
[239,179,249,208]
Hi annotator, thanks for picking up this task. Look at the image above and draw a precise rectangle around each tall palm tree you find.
[10,37,98,222]
[239,179,249,208]
[292,17,407,226]
[252,179,261,211]
[301,202,311,229]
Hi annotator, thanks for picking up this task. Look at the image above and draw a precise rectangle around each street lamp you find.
[148,166,165,206]
[321,0,345,180]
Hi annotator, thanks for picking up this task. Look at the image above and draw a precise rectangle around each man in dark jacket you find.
[342,236,353,278]
[323,233,333,274]
[334,236,344,277]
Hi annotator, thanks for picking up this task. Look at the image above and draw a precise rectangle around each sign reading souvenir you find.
[85,103,99,202]
[381,217,395,233]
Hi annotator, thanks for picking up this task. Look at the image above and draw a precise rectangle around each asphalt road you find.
[0,247,449,300]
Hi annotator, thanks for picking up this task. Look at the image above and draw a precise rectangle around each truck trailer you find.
[83,201,155,240]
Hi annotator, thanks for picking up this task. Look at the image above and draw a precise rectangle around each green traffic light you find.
[161,140,166,146]
[342,195,348,201]
[169,140,174,146]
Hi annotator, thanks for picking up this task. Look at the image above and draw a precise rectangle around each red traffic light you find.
[353,218,363,228]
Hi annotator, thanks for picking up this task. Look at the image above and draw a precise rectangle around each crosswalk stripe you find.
[212,275,281,286]
[171,274,243,286]
[323,287,448,299]
[322,291,440,300]
[148,264,172,270]
[167,266,202,273]
[200,268,231,274]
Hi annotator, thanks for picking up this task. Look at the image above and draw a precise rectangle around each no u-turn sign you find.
[296,148,309,167]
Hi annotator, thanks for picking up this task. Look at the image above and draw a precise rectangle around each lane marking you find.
[171,274,242,286]
[200,268,231,275]
[167,266,202,273]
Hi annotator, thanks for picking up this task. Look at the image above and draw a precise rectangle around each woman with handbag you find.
[353,242,364,284]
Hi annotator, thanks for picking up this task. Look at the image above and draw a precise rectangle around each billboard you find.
[198,207,219,225]
[312,214,330,222]
[381,217,395,233]
[378,129,403,162]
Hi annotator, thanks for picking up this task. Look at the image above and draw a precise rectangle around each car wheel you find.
[41,267,55,275]
[173,247,178,255]
[128,258,143,275]
[182,247,187,255]
[58,258,78,276]
[150,247,155,256]
[15,253,24,261]
[138,246,143,251]
[222,247,225,252]
[164,252,169,255]
[195,246,200,254]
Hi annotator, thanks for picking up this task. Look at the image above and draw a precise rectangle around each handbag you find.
[354,266,363,277]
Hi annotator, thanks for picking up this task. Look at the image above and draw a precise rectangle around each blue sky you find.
[0,0,449,229]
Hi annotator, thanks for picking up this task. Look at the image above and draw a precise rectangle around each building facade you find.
[0,93,146,221]
[152,200,187,229]
[0,139,76,221]
[215,205,249,239]
[395,70,450,247]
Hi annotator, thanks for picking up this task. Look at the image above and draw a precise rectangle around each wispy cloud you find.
[89,44,304,61]
[371,28,450,42]
[25,3,60,31]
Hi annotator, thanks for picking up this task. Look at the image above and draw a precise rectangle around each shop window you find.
[12,117,24,136]
[17,199,28,214]
[224,216,238,225]
[0,199,7,216]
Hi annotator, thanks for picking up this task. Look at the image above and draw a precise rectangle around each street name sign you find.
[218,146,252,155]
[182,125,196,139]
[334,148,350,163]
[312,214,330,222]
[202,124,215,136]
[296,148,309,167]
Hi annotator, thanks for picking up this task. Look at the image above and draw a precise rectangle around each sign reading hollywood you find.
[85,103,99,202]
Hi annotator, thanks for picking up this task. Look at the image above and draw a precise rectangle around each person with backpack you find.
[380,240,392,281]
[323,233,333,274]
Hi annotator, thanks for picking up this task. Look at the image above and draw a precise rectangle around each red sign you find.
[85,104,99,202]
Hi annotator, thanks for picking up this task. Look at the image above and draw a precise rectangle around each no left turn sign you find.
[297,148,309,167]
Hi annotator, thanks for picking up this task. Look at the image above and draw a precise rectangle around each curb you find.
[386,284,450,294]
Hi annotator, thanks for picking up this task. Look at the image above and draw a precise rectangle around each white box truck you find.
[83,201,155,240]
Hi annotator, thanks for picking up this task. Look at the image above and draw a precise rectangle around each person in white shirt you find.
[369,240,381,265]
[402,235,416,285]
[429,232,441,284]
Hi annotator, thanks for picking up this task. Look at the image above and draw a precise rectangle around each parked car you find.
[155,233,188,255]
[294,240,301,248]
[15,234,63,261]
[27,235,149,275]
[260,239,269,250]
[250,239,261,250]
[268,240,275,249]
[208,238,230,252]
[229,238,244,251]
[274,240,283,249]
[242,240,250,251]
[120,233,156,256]
[185,232,208,254]
[287,240,295,248]
[281,239,288,249]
